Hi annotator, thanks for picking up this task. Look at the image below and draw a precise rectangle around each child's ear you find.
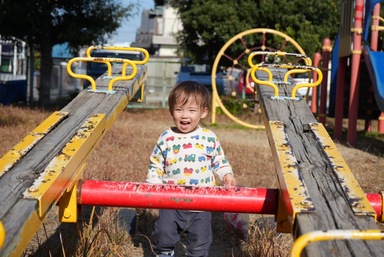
[200,107,209,118]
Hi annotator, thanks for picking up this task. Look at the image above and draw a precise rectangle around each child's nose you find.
[181,110,188,117]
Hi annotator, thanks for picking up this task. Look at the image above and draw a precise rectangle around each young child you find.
[146,80,236,257]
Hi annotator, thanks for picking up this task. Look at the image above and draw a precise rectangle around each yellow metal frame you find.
[0,111,68,178]
[23,114,106,218]
[85,45,150,65]
[66,45,149,92]
[135,82,146,103]
[371,15,384,31]
[211,28,308,129]
[66,57,137,92]
[0,221,5,250]
[290,229,384,257]
[247,51,323,99]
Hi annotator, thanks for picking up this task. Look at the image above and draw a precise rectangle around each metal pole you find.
[347,0,364,145]
[78,180,383,218]
[370,3,384,134]
[79,180,278,214]
[319,39,331,125]
[28,46,34,105]
[334,57,347,140]
[311,52,321,114]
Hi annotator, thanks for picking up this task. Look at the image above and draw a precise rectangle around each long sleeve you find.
[211,137,233,180]
[146,140,166,184]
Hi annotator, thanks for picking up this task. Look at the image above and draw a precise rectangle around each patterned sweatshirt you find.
[146,126,233,186]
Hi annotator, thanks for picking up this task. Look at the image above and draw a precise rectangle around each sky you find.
[112,0,155,44]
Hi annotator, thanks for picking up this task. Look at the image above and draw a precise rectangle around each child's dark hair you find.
[168,81,211,113]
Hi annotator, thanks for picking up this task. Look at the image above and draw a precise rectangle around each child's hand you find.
[223,173,236,187]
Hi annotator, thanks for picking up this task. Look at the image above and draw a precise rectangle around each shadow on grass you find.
[327,128,384,158]
[26,206,104,257]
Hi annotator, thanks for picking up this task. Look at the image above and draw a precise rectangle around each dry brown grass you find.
[1,105,384,256]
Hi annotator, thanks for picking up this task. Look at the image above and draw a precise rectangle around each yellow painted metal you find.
[309,123,377,218]
[23,114,106,218]
[0,221,5,250]
[249,65,279,97]
[58,170,83,223]
[244,68,255,94]
[107,61,138,91]
[0,111,68,178]
[211,28,307,129]
[290,229,384,257]
[66,57,137,91]
[67,46,149,92]
[136,82,146,103]
[58,160,87,223]
[85,45,150,65]
[268,121,315,232]
[247,51,322,99]
[7,208,45,257]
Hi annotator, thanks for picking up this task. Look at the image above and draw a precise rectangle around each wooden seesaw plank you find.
[0,61,147,257]
[256,67,384,257]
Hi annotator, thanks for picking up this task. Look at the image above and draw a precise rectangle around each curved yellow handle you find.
[290,229,384,257]
[86,46,150,65]
[290,67,323,98]
[0,221,5,250]
[67,57,98,90]
[248,51,312,67]
[107,61,138,91]
[66,57,138,91]
[250,64,279,97]
[247,51,321,99]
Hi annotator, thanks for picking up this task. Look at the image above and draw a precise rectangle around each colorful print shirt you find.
[146,126,233,186]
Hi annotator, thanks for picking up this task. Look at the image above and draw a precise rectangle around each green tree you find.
[171,0,340,65]
[0,0,139,107]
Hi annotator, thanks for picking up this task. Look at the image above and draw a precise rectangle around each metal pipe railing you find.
[78,180,383,220]
[79,180,278,214]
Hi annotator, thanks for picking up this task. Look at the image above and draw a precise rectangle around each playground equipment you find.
[1,30,384,256]
[210,28,311,129]
[327,0,384,145]
[363,0,384,113]
[0,46,149,256]
[246,48,384,256]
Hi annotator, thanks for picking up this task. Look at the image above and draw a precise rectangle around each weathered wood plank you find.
[256,69,384,256]
[0,64,147,257]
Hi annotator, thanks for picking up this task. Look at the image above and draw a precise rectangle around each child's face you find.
[171,98,208,133]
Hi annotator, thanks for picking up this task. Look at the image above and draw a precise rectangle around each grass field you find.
[1,105,384,256]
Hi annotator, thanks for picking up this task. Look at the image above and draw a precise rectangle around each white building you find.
[133,0,182,57]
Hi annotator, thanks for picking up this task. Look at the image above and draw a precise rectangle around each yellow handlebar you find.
[247,51,322,98]
[290,229,384,257]
[248,51,312,66]
[85,46,150,65]
[66,57,138,91]
[0,221,5,250]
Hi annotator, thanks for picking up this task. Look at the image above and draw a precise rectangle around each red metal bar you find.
[319,38,331,125]
[366,193,382,221]
[78,181,383,219]
[311,52,321,114]
[334,57,347,140]
[79,180,278,214]
[347,0,364,145]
